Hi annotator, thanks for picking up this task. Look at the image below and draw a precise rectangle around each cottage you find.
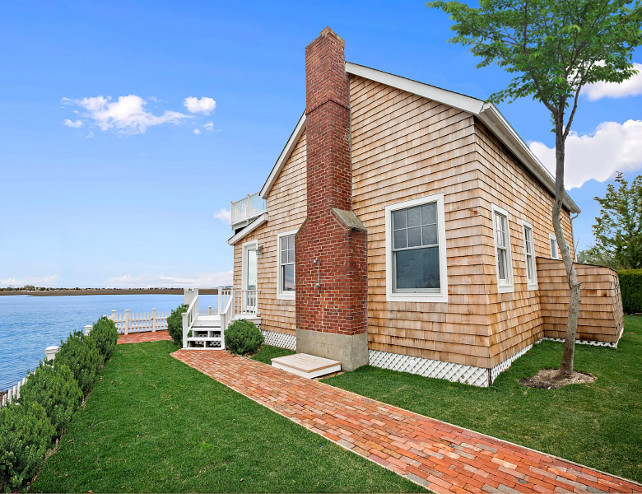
[217,28,623,386]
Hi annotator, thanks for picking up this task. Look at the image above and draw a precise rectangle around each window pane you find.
[392,209,407,230]
[497,249,507,280]
[395,246,440,290]
[407,226,422,247]
[407,206,421,227]
[394,229,407,249]
[421,203,436,225]
[281,248,288,264]
[287,248,295,264]
[526,255,533,280]
[422,224,438,245]
[282,264,295,291]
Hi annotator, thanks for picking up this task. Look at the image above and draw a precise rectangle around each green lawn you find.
[32,341,423,493]
[324,315,642,482]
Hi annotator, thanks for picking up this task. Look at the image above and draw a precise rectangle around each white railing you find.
[219,290,235,335]
[109,309,169,335]
[182,289,199,348]
[0,377,27,408]
[231,192,267,229]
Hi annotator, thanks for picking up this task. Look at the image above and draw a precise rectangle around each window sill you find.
[497,284,514,294]
[386,291,448,303]
[277,292,295,301]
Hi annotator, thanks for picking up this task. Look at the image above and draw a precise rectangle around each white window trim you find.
[241,240,257,293]
[520,220,538,291]
[276,230,297,300]
[549,233,559,259]
[385,194,448,303]
[492,204,514,294]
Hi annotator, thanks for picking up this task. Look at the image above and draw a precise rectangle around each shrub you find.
[618,269,642,314]
[54,330,103,396]
[224,319,264,355]
[89,316,119,360]
[19,362,83,436]
[0,402,55,490]
[167,304,188,346]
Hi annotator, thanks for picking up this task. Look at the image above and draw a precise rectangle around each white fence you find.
[0,377,27,408]
[109,308,169,335]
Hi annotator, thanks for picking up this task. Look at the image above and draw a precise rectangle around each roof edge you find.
[259,114,307,199]
[227,213,269,245]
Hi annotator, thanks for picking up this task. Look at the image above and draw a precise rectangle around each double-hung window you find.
[385,194,448,303]
[492,205,514,293]
[277,231,296,299]
[522,221,537,290]
[549,233,559,259]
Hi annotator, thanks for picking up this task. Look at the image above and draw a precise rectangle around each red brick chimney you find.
[295,27,369,371]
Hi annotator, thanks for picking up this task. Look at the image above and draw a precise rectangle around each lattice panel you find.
[539,337,616,348]
[369,350,490,387]
[261,330,296,350]
[489,344,532,383]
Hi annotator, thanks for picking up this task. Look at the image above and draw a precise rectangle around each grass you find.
[32,340,423,493]
[324,315,642,482]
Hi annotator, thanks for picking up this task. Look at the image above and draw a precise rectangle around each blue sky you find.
[1,1,641,288]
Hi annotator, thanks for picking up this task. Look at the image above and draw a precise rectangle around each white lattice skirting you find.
[538,337,617,348]
[261,330,296,351]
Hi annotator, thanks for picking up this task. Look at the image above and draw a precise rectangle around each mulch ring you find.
[521,368,596,389]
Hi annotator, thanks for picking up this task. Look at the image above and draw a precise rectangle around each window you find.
[521,221,537,290]
[385,194,448,303]
[492,205,514,293]
[277,231,296,299]
[549,234,559,259]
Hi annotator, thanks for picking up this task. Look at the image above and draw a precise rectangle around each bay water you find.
[0,294,219,391]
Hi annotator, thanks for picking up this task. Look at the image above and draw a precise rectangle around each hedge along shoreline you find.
[618,269,642,314]
[0,316,119,491]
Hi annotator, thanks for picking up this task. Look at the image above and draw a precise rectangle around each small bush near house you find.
[618,269,642,313]
[19,362,83,436]
[225,319,264,355]
[89,316,119,360]
[54,331,103,396]
[167,304,188,346]
[0,402,55,490]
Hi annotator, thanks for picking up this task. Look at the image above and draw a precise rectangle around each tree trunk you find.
[553,121,581,377]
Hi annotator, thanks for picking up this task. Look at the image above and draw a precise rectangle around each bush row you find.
[0,316,119,490]
[618,269,642,314]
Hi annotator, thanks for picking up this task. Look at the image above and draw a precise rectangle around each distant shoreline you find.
[0,288,222,297]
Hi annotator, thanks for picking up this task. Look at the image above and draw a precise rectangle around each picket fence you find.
[109,309,169,334]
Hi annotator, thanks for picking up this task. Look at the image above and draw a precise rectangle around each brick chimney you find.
[295,27,368,371]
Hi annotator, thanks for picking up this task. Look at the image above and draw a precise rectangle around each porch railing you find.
[231,192,267,229]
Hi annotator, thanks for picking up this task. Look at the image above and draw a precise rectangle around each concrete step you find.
[271,353,341,379]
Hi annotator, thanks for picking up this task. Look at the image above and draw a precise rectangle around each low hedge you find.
[225,319,264,355]
[167,304,188,346]
[89,316,119,360]
[618,269,642,314]
[0,402,55,491]
[19,362,83,436]
[54,330,103,396]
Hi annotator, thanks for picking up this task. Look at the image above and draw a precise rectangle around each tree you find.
[589,172,642,268]
[428,0,642,376]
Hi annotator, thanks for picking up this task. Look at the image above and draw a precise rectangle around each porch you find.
[181,287,261,349]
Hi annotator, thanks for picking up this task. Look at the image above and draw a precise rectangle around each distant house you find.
[224,27,623,387]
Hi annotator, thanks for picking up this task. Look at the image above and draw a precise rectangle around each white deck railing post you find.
[45,345,59,361]
[125,309,131,335]
[151,308,157,332]
[84,325,92,336]
[110,309,117,322]
[182,312,188,348]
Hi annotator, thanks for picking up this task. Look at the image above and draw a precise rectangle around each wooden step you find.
[271,353,341,379]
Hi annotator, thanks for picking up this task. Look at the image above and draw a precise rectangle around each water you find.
[0,294,220,391]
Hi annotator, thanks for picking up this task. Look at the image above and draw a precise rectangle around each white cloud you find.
[0,274,59,287]
[529,119,642,189]
[67,95,189,134]
[583,62,642,100]
[204,121,214,131]
[213,208,231,224]
[193,128,201,135]
[184,96,216,115]
[63,119,83,128]
[108,271,233,288]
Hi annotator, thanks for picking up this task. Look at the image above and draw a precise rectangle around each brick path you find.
[173,349,640,494]
[117,330,172,345]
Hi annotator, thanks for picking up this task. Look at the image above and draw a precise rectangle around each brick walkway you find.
[117,330,172,345]
[173,349,640,494]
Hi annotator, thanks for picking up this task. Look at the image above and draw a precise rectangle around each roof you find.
[227,213,268,245]
[258,62,580,215]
